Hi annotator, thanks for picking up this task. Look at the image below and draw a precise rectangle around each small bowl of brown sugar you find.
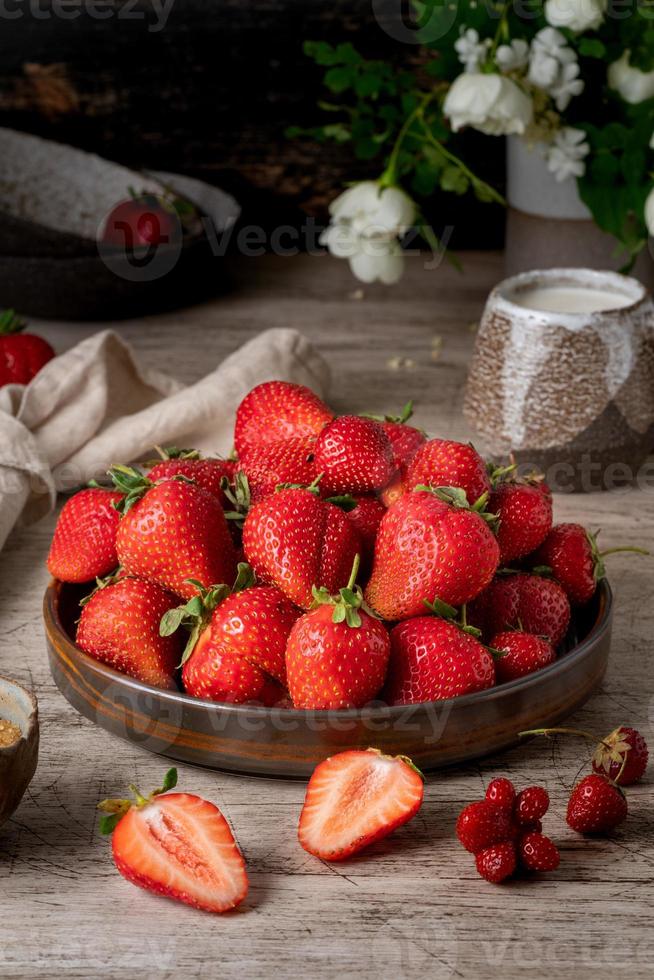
[0,676,39,830]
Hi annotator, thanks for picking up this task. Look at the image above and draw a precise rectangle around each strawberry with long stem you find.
[520,725,648,786]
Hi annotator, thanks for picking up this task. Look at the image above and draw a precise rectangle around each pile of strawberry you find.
[47,380,645,708]
[457,780,559,882]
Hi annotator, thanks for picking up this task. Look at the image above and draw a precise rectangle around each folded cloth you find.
[0,327,330,551]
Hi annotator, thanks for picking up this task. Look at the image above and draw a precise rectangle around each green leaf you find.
[440,165,469,195]
[335,42,362,65]
[159,607,188,636]
[332,604,347,624]
[578,38,606,58]
[303,40,339,66]
[355,72,383,97]
[324,66,354,94]
[161,768,178,792]
[99,813,122,836]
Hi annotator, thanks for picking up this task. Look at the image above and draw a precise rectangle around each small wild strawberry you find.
[456,800,514,854]
[566,773,627,834]
[592,726,648,786]
[518,832,560,872]
[485,778,516,810]
[514,786,549,825]
[475,841,517,883]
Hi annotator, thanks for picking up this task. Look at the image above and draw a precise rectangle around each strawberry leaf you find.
[98,813,122,836]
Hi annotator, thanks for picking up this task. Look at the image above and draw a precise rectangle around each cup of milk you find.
[463,268,654,492]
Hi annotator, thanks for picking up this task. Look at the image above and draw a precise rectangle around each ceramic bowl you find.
[464,268,654,492]
[44,578,613,779]
[0,676,39,828]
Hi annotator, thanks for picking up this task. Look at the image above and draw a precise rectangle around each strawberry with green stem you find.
[365,486,500,620]
[286,554,391,709]
[531,523,648,605]
[146,446,236,508]
[520,725,648,786]
[0,309,55,387]
[98,768,248,913]
[110,465,237,600]
[242,480,361,610]
[161,564,300,696]
[362,400,426,470]
[403,438,491,507]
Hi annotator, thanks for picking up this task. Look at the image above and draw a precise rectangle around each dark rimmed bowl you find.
[44,579,612,779]
[0,676,39,828]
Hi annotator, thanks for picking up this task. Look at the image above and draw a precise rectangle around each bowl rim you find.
[0,674,39,754]
[44,577,613,719]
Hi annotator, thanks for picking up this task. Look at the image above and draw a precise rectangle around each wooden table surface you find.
[1,253,652,979]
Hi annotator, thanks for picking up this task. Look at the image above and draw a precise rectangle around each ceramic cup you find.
[0,676,39,829]
[463,268,654,492]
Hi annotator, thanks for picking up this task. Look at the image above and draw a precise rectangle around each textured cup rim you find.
[491,267,648,320]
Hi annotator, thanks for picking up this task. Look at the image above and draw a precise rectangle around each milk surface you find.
[512,286,633,314]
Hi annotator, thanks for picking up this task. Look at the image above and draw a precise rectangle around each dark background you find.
[0,0,505,248]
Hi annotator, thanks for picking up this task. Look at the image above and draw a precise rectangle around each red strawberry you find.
[489,481,552,564]
[100,193,181,249]
[364,401,426,469]
[365,488,500,619]
[532,523,648,605]
[491,631,556,683]
[566,773,627,834]
[285,557,390,709]
[234,380,333,458]
[514,786,549,825]
[0,309,55,387]
[469,573,570,647]
[518,832,560,872]
[404,439,490,506]
[385,616,495,705]
[98,769,248,913]
[456,800,514,854]
[485,777,516,810]
[242,486,360,610]
[298,748,424,861]
[146,447,235,508]
[111,466,237,600]
[313,415,394,495]
[345,495,385,574]
[77,576,181,689]
[239,436,317,503]
[47,487,123,582]
[592,726,648,786]
[164,568,300,696]
[475,841,517,883]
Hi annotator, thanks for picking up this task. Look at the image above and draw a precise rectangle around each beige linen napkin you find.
[0,327,330,551]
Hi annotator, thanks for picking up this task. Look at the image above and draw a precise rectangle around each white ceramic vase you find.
[505,136,654,288]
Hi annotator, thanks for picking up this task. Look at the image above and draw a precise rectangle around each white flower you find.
[608,51,654,104]
[545,0,606,33]
[645,187,654,237]
[320,181,416,285]
[550,61,585,110]
[443,73,533,136]
[455,27,492,73]
[496,39,530,73]
[528,28,584,107]
[546,127,590,181]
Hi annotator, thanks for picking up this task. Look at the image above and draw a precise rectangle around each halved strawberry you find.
[298,749,424,861]
[99,769,248,914]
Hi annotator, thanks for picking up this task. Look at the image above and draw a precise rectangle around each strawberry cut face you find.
[112,792,248,913]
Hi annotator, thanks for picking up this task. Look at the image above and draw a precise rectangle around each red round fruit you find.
[514,786,549,825]
[592,726,648,786]
[566,774,628,834]
[491,631,556,683]
[456,800,514,854]
[490,482,553,564]
[475,841,517,883]
[485,777,516,810]
[518,832,560,872]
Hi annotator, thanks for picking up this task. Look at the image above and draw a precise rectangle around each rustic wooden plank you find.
[0,252,652,979]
